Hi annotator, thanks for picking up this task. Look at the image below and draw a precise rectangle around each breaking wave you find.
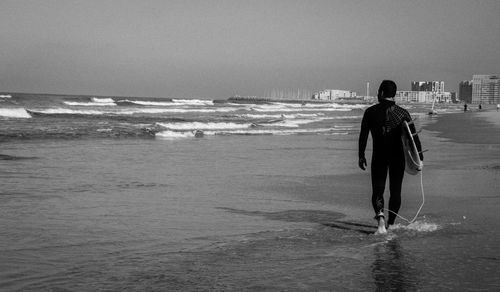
[248,102,366,113]
[155,127,349,139]
[115,99,215,107]
[64,97,116,106]
[0,108,32,118]
[27,107,241,116]
[155,116,328,131]
[92,97,114,103]
[172,99,214,106]
[29,108,106,115]
[270,117,331,128]
[250,106,353,113]
[239,113,322,119]
[155,130,197,139]
[156,122,254,131]
[117,100,173,106]
[118,108,239,114]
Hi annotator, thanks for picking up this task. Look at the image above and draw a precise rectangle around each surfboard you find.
[401,120,423,175]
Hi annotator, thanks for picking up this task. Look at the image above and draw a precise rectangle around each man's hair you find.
[378,80,397,98]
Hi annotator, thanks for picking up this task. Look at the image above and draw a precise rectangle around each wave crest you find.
[156,121,253,130]
[0,108,32,118]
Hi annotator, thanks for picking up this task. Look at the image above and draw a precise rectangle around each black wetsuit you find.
[358,100,422,225]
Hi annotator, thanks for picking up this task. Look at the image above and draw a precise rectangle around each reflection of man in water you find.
[372,239,418,291]
[358,80,423,234]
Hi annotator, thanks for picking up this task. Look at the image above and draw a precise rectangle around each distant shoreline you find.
[227,96,370,104]
[2,91,486,107]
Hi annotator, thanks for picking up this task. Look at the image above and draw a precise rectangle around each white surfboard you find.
[401,120,423,175]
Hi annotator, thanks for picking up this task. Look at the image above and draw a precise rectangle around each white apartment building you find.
[472,74,500,104]
[395,91,452,103]
[314,89,357,100]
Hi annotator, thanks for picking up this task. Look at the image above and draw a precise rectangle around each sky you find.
[1,0,499,99]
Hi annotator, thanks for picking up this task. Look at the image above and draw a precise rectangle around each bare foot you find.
[375,216,387,235]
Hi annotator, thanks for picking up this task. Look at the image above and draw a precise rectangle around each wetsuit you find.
[358,100,423,225]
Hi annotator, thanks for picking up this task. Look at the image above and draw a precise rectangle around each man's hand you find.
[358,157,367,171]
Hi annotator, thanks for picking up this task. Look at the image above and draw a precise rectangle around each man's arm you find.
[358,110,369,170]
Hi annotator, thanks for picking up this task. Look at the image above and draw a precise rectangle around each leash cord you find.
[386,168,425,224]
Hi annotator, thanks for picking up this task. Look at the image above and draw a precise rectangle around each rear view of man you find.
[358,80,423,234]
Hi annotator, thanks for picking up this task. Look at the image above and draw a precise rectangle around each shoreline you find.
[424,109,500,144]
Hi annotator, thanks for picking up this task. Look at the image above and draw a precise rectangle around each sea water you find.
[1,94,498,290]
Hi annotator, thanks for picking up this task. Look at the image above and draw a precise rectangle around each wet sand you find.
[131,110,500,291]
[425,109,500,144]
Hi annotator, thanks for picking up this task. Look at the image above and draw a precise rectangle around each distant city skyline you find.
[1,0,499,99]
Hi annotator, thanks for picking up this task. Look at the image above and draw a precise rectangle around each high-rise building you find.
[459,80,473,103]
[472,75,500,104]
[411,81,445,93]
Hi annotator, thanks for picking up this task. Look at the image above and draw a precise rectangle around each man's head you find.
[377,80,397,102]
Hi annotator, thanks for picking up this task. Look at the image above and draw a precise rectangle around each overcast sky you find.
[1,0,499,98]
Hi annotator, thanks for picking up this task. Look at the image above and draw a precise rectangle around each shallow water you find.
[1,95,499,290]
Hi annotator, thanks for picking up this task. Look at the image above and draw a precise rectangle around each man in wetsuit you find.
[358,80,423,234]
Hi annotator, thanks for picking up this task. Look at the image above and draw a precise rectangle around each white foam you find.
[390,221,440,232]
[0,108,31,118]
[0,94,12,98]
[30,108,105,115]
[156,122,252,130]
[154,127,349,138]
[204,128,348,136]
[64,101,116,106]
[330,115,363,119]
[119,107,238,114]
[117,100,174,106]
[120,99,215,107]
[172,99,214,106]
[91,97,115,103]
[27,107,242,116]
[251,106,353,113]
[270,102,350,109]
[240,113,321,119]
[156,130,196,139]
[251,102,367,112]
[271,117,330,128]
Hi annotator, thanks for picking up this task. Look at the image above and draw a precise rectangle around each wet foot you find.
[375,226,387,235]
[375,216,387,235]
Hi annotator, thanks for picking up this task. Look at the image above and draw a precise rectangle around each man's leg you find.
[371,157,388,215]
[388,157,405,225]
[371,157,388,234]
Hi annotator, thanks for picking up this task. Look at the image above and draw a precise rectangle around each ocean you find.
[1,93,498,291]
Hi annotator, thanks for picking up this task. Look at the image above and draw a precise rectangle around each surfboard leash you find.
[386,168,425,225]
